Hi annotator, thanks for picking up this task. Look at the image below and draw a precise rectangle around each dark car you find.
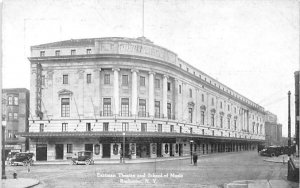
[71,151,94,165]
[10,152,34,166]
[260,146,282,157]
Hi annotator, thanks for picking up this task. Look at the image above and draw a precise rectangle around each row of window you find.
[7,96,18,105]
[40,49,92,57]
[66,144,100,155]
[7,112,18,121]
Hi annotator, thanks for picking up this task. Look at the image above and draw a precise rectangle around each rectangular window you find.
[41,75,45,86]
[227,118,231,129]
[71,49,76,55]
[138,99,146,117]
[220,102,222,109]
[228,105,230,111]
[61,98,70,117]
[141,123,147,132]
[190,127,193,134]
[155,79,160,89]
[202,129,204,135]
[140,76,145,86]
[121,98,129,116]
[87,74,91,84]
[86,123,91,131]
[122,75,129,86]
[8,113,12,120]
[63,75,68,84]
[86,49,91,54]
[13,97,18,105]
[211,98,214,105]
[158,124,162,132]
[220,116,223,128]
[122,122,129,132]
[201,111,205,125]
[212,130,214,136]
[155,101,160,118]
[104,74,110,84]
[8,96,13,105]
[189,89,192,98]
[55,50,60,56]
[180,126,182,133]
[211,114,215,126]
[40,124,44,132]
[188,108,193,123]
[62,123,68,132]
[170,125,174,132]
[201,94,204,102]
[103,98,112,116]
[67,144,73,153]
[234,119,237,130]
[103,122,109,131]
[167,82,171,91]
[167,103,171,119]
[179,85,181,94]
[13,113,18,120]
[40,51,45,57]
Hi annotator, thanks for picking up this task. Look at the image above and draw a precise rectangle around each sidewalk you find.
[1,178,39,188]
[263,154,300,166]
[225,179,298,188]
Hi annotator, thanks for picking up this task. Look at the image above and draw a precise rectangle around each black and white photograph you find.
[1,0,299,187]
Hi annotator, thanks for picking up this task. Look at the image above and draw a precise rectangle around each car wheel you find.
[271,153,275,157]
[23,161,28,166]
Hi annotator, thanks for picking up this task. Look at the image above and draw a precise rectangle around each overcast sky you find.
[2,0,299,137]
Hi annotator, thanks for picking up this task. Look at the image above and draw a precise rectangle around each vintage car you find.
[259,146,282,157]
[9,152,34,166]
[71,151,94,165]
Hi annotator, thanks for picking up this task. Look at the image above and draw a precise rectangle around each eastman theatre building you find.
[18,37,266,161]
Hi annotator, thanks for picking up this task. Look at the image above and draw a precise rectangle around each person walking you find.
[193,152,198,166]
[119,148,123,163]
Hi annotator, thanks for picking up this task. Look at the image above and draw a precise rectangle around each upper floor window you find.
[155,101,160,118]
[87,74,92,84]
[155,79,160,89]
[179,64,182,68]
[62,123,68,132]
[201,94,204,102]
[61,98,70,117]
[234,119,237,130]
[227,118,231,129]
[220,116,223,128]
[158,124,162,132]
[86,123,91,131]
[40,123,44,132]
[122,122,129,132]
[13,113,18,120]
[40,51,45,57]
[141,123,147,132]
[187,67,189,72]
[228,105,230,111]
[122,75,128,86]
[63,75,68,84]
[103,98,112,116]
[188,108,193,123]
[179,85,181,94]
[103,122,109,131]
[13,97,18,105]
[211,113,215,126]
[202,129,205,135]
[201,111,205,125]
[167,103,171,119]
[140,76,145,86]
[71,49,76,55]
[170,125,174,132]
[167,82,171,91]
[67,144,73,153]
[138,99,146,117]
[8,96,13,105]
[41,75,45,86]
[189,89,192,98]
[121,98,129,117]
[55,50,60,56]
[220,102,222,109]
[8,113,13,120]
[104,74,110,84]
[86,49,91,54]
[211,98,214,105]
[190,127,193,134]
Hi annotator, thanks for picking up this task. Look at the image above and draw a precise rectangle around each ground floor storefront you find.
[18,132,262,161]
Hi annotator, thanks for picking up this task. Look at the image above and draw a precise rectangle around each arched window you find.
[165,144,169,154]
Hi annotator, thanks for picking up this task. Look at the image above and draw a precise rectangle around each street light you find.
[122,132,125,164]
[190,140,194,164]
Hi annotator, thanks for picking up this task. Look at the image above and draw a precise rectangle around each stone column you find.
[113,68,120,116]
[148,72,155,117]
[131,69,138,117]
[94,68,101,117]
[163,75,168,118]
[174,79,179,120]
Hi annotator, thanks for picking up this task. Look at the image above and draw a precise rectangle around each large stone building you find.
[2,88,30,157]
[18,37,266,161]
[264,111,282,146]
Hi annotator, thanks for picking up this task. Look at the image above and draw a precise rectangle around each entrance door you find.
[36,144,47,161]
[102,144,111,158]
[170,144,173,156]
[121,143,130,158]
[55,144,64,160]
[157,143,162,157]
[85,144,93,152]
[179,144,182,156]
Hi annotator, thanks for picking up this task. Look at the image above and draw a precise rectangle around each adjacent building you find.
[2,88,30,157]
[18,37,266,161]
[265,111,282,146]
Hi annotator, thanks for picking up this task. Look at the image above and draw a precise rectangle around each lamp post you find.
[122,132,125,163]
[288,91,291,157]
[190,140,193,164]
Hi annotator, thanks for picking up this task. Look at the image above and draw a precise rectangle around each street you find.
[4,151,299,187]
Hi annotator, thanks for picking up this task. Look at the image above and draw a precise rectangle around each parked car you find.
[71,151,94,165]
[260,146,282,157]
[9,152,34,166]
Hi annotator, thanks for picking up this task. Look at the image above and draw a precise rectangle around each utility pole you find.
[288,91,291,157]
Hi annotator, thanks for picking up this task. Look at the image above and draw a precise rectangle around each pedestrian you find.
[193,152,198,166]
[128,149,132,160]
[119,148,123,163]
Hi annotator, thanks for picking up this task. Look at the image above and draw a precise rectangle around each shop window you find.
[67,144,73,153]
[94,144,100,155]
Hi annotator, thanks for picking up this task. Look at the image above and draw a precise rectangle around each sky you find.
[2,0,299,137]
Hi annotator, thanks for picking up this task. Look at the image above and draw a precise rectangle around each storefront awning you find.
[16,131,264,143]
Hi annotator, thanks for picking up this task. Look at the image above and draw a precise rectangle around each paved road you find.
[4,151,299,188]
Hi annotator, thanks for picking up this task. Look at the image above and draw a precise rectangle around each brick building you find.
[264,111,282,146]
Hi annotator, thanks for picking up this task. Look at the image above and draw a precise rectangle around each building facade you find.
[19,37,266,161]
[2,88,30,157]
[264,111,282,146]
